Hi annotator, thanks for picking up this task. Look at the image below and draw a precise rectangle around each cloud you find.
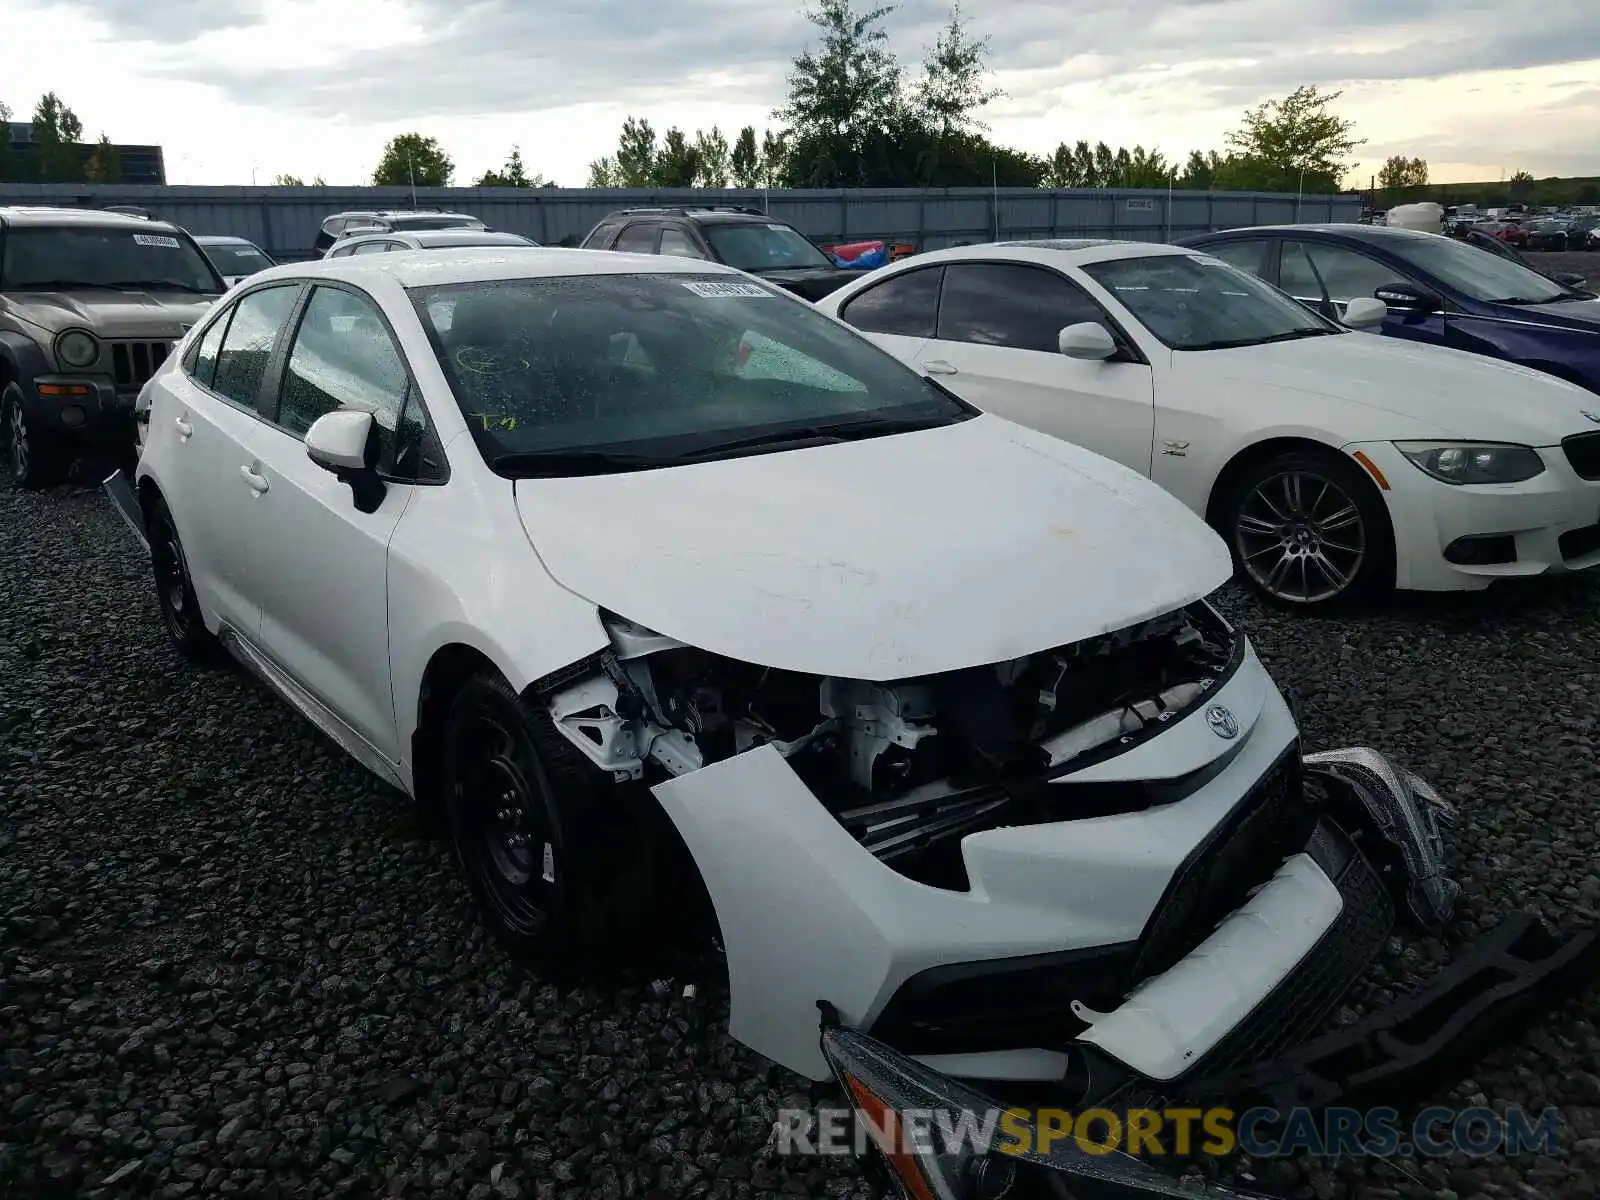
[10,0,1600,186]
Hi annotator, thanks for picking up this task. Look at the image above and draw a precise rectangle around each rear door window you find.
[613,223,661,253]
[210,284,301,410]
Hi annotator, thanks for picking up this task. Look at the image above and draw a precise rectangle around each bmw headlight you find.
[1394,442,1545,485]
[54,329,100,370]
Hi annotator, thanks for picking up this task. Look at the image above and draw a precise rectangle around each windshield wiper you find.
[1203,328,1334,349]
[1491,295,1571,306]
[678,415,952,460]
[490,449,675,478]
[108,280,215,293]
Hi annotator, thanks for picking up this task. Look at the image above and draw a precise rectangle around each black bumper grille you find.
[1131,744,1311,983]
[110,340,172,392]
[1560,522,1600,562]
[1562,432,1600,481]
[1190,823,1394,1076]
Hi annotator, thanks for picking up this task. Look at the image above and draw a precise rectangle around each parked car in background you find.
[1182,224,1600,393]
[104,248,1579,1200]
[313,210,488,256]
[1482,220,1530,248]
[324,229,538,258]
[1524,219,1572,251]
[0,205,226,487]
[579,205,858,300]
[816,239,1600,607]
[195,235,277,287]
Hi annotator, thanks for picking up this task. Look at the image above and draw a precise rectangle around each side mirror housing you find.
[1342,297,1388,330]
[1373,283,1442,313]
[306,409,387,513]
[1058,321,1118,361]
[1553,271,1585,288]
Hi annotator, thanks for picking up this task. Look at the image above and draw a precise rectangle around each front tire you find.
[1223,450,1393,609]
[3,382,69,490]
[145,494,223,664]
[440,671,689,976]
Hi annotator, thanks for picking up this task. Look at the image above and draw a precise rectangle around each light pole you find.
[1295,167,1305,222]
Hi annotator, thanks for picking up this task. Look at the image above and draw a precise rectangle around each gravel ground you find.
[3,470,1600,1200]
[1524,248,1600,289]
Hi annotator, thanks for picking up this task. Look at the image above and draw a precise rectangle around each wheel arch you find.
[1205,434,1398,590]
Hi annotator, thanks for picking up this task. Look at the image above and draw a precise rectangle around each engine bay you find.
[546,603,1239,884]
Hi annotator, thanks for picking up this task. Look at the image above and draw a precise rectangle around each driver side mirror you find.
[1058,322,1118,361]
[306,409,387,514]
[1373,283,1442,313]
[1553,271,1586,288]
[1342,297,1388,330]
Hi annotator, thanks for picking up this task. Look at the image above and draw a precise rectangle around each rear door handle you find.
[240,464,270,494]
[174,415,193,439]
[922,359,959,375]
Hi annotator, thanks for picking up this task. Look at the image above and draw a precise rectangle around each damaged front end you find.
[543,604,1596,1197]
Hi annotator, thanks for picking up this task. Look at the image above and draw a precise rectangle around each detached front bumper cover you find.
[817,746,1599,1197]
[103,468,148,553]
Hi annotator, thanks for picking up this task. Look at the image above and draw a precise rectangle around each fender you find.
[0,331,50,409]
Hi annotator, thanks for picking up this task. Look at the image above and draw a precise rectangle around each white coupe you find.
[103,247,1583,1200]
[815,239,1600,607]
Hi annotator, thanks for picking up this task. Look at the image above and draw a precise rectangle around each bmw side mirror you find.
[1342,297,1388,330]
[1373,284,1441,313]
[1058,322,1118,361]
[306,409,387,513]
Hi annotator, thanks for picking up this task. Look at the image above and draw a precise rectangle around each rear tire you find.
[1222,449,1393,610]
[440,670,694,978]
[3,383,69,490]
[145,494,223,665]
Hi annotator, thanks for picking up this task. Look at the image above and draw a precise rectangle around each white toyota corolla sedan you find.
[103,248,1584,1199]
[814,239,1600,608]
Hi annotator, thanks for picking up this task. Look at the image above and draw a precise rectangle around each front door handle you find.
[240,464,270,494]
[922,359,959,375]
[174,415,193,439]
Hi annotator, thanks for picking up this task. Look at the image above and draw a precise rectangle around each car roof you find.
[0,205,185,233]
[256,246,740,289]
[194,234,257,246]
[327,209,478,221]
[604,205,779,224]
[1192,223,1439,246]
[897,238,1194,268]
[371,229,533,247]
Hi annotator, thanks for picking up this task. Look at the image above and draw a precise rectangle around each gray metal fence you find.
[0,182,1362,262]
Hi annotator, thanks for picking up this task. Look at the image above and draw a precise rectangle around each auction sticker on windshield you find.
[133,234,181,248]
[681,280,773,298]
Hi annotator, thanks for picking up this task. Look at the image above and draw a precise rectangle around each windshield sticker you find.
[133,233,181,248]
[681,280,773,298]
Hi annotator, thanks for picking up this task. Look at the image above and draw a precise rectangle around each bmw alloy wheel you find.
[1234,469,1367,604]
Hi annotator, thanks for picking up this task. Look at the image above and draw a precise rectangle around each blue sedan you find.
[1180,224,1600,395]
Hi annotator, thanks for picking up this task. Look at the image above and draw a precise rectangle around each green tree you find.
[654,128,702,187]
[1223,85,1364,193]
[776,0,905,186]
[477,145,536,187]
[1377,154,1428,198]
[271,173,329,185]
[86,133,121,183]
[31,92,85,182]
[0,101,14,184]
[615,117,659,187]
[760,129,789,186]
[586,156,622,187]
[730,125,762,188]
[693,126,731,187]
[913,2,1002,138]
[372,133,453,187]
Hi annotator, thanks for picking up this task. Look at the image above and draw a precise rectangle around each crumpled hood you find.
[514,414,1233,681]
[1183,333,1600,443]
[750,266,858,301]
[2,290,220,337]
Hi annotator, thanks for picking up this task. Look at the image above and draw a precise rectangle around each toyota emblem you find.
[1206,704,1239,740]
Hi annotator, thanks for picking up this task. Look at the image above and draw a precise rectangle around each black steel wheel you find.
[1225,450,1393,609]
[439,669,713,976]
[145,493,222,663]
[3,382,68,490]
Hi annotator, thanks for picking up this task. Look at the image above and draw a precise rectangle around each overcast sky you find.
[2,0,1596,188]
